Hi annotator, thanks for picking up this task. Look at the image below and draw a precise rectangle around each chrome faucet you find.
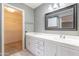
[63,35,65,39]
[60,34,66,39]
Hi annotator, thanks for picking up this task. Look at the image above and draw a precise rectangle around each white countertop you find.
[26,32,79,47]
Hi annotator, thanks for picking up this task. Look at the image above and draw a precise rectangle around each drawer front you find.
[36,49,44,56]
[38,38,44,46]
[57,46,79,56]
[31,38,38,44]
[38,41,44,46]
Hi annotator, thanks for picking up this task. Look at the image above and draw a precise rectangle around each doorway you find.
[4,4,24,55]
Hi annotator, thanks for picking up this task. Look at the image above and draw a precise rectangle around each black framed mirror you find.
[45,4,77,31]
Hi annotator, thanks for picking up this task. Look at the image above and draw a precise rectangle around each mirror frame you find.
[45,4,77,31]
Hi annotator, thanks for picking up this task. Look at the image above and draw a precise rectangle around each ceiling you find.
[25,3,42,9]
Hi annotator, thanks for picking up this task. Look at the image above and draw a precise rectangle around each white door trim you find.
[2,4,25,55]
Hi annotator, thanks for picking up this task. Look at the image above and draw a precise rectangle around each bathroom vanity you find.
[26,32,79,56]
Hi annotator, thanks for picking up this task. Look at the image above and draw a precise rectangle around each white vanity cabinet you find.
[26,35,45,56]
[26,33,79,56]
[26,35,58,56]
[45,40,57,56]
[57,46,79,56]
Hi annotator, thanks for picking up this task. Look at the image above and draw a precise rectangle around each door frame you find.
[2,4,25,55]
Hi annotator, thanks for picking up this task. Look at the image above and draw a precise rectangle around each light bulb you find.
[48,5,53,11]
[53,3,59,9]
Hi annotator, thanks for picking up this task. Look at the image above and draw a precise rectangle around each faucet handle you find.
[63,35,65,39]
[60,35,62,38]
[60,35,66,39]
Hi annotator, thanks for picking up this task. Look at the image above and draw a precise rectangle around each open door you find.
[4,4,23,55]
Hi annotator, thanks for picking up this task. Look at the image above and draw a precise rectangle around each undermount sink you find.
[26,32,79,47]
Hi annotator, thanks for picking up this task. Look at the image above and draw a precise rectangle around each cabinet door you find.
[26,35,31,50]
[26,35,37,55]
[36,38,45,56]
[45,40,57,56]
[57,46,79,56]
[31,37,38,55]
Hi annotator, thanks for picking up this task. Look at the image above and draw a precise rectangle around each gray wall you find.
[9,3,34,32]
[0,3,2,56]
[34,3,79,36]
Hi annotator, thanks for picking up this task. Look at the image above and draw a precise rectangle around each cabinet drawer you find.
[38,39,44,46]
[36,49,44,56]
[38,45,44,50]
[38,41,44,46]
[57,46,79,56]
[31,38,38,44]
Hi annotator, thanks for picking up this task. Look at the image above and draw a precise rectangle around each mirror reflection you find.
[45,4,77,30]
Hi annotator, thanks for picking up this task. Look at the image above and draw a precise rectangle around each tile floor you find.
[10,49,34,56]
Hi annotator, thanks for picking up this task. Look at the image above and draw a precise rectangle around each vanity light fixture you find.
[48,3,60,11]
[53,3,60,9]
[48,5,53,11]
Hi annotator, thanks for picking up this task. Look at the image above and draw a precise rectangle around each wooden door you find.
[4,5,23,55]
